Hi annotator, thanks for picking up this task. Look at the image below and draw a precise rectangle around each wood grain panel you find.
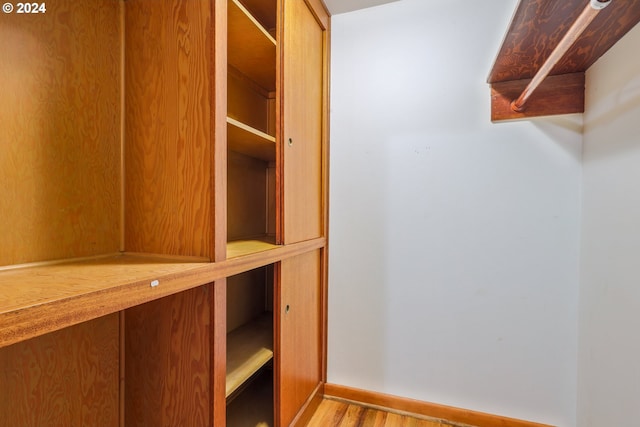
[490,72,585,121]
[0,0,121,266]
[212,279,227,427]
[282,0,326,244]
[277,250,322,426]
[125,286,211,427]
[227,267,269,333]
[229,69,273,135]
[228,151,269,240]
[488,0,640,83]
[0,314,119,427]
[124,0,214,258]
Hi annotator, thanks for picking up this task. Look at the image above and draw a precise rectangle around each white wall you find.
[328,1,582,425]
[579,23,640,427]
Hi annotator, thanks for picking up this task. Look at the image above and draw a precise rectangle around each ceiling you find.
[323,0,401,15]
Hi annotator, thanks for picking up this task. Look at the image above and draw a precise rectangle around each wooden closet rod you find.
[510,0,612,112]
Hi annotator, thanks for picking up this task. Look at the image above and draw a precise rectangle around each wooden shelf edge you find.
[227,117,275,143]
[227,117,276,161]
[226,314,273,397]
[490,72,585,122]
[0,238,325,349]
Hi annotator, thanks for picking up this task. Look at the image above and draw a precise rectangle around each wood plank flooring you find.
[306,399,474,427]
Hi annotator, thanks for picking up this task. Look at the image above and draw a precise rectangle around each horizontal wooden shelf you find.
[227,236,278,259]
[228,0,276,91]
[226,313,273,398]
[0,253,211,348]
[227,117,276,161]
[488,0,640,120]
[0,237,325,349]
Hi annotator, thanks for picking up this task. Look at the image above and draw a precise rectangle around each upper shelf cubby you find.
[235,0,277,36]
[488,0,640,121]
[228,0,277,92]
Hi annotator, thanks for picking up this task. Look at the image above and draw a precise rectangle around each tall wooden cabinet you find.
[0,0,330,426]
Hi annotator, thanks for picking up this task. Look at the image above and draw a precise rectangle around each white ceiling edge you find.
[323,0,402,15]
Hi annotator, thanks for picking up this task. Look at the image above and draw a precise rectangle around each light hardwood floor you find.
[306,399,474,427]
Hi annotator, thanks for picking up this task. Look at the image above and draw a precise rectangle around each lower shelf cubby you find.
[226,367,274,427]
[226,265,275,425]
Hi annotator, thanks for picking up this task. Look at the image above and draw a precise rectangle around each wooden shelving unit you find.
[0,0,329,424]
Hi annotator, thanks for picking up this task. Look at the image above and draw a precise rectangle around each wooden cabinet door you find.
[281,0,328,244]
[277,250,322,426]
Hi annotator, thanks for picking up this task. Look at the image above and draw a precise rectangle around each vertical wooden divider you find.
[118,3,126,426]
[119,311,126,427]
[212,0,228,425]
[119,0,126,254]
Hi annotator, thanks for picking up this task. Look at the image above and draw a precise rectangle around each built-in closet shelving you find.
[0,0,330,425]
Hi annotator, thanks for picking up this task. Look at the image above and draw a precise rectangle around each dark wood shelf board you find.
[489,0,640,84]
[488,0,640,121]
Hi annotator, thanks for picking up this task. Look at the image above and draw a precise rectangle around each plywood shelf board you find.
[0,238,325,349]
[0,254,206,314]
[228,0,276,91]
[228,117,276,161]
[226,314,273,397]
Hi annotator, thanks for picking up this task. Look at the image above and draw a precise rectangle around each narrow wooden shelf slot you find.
[228,0,276,91]
[227,117,276,161]
[226,314,273,398]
